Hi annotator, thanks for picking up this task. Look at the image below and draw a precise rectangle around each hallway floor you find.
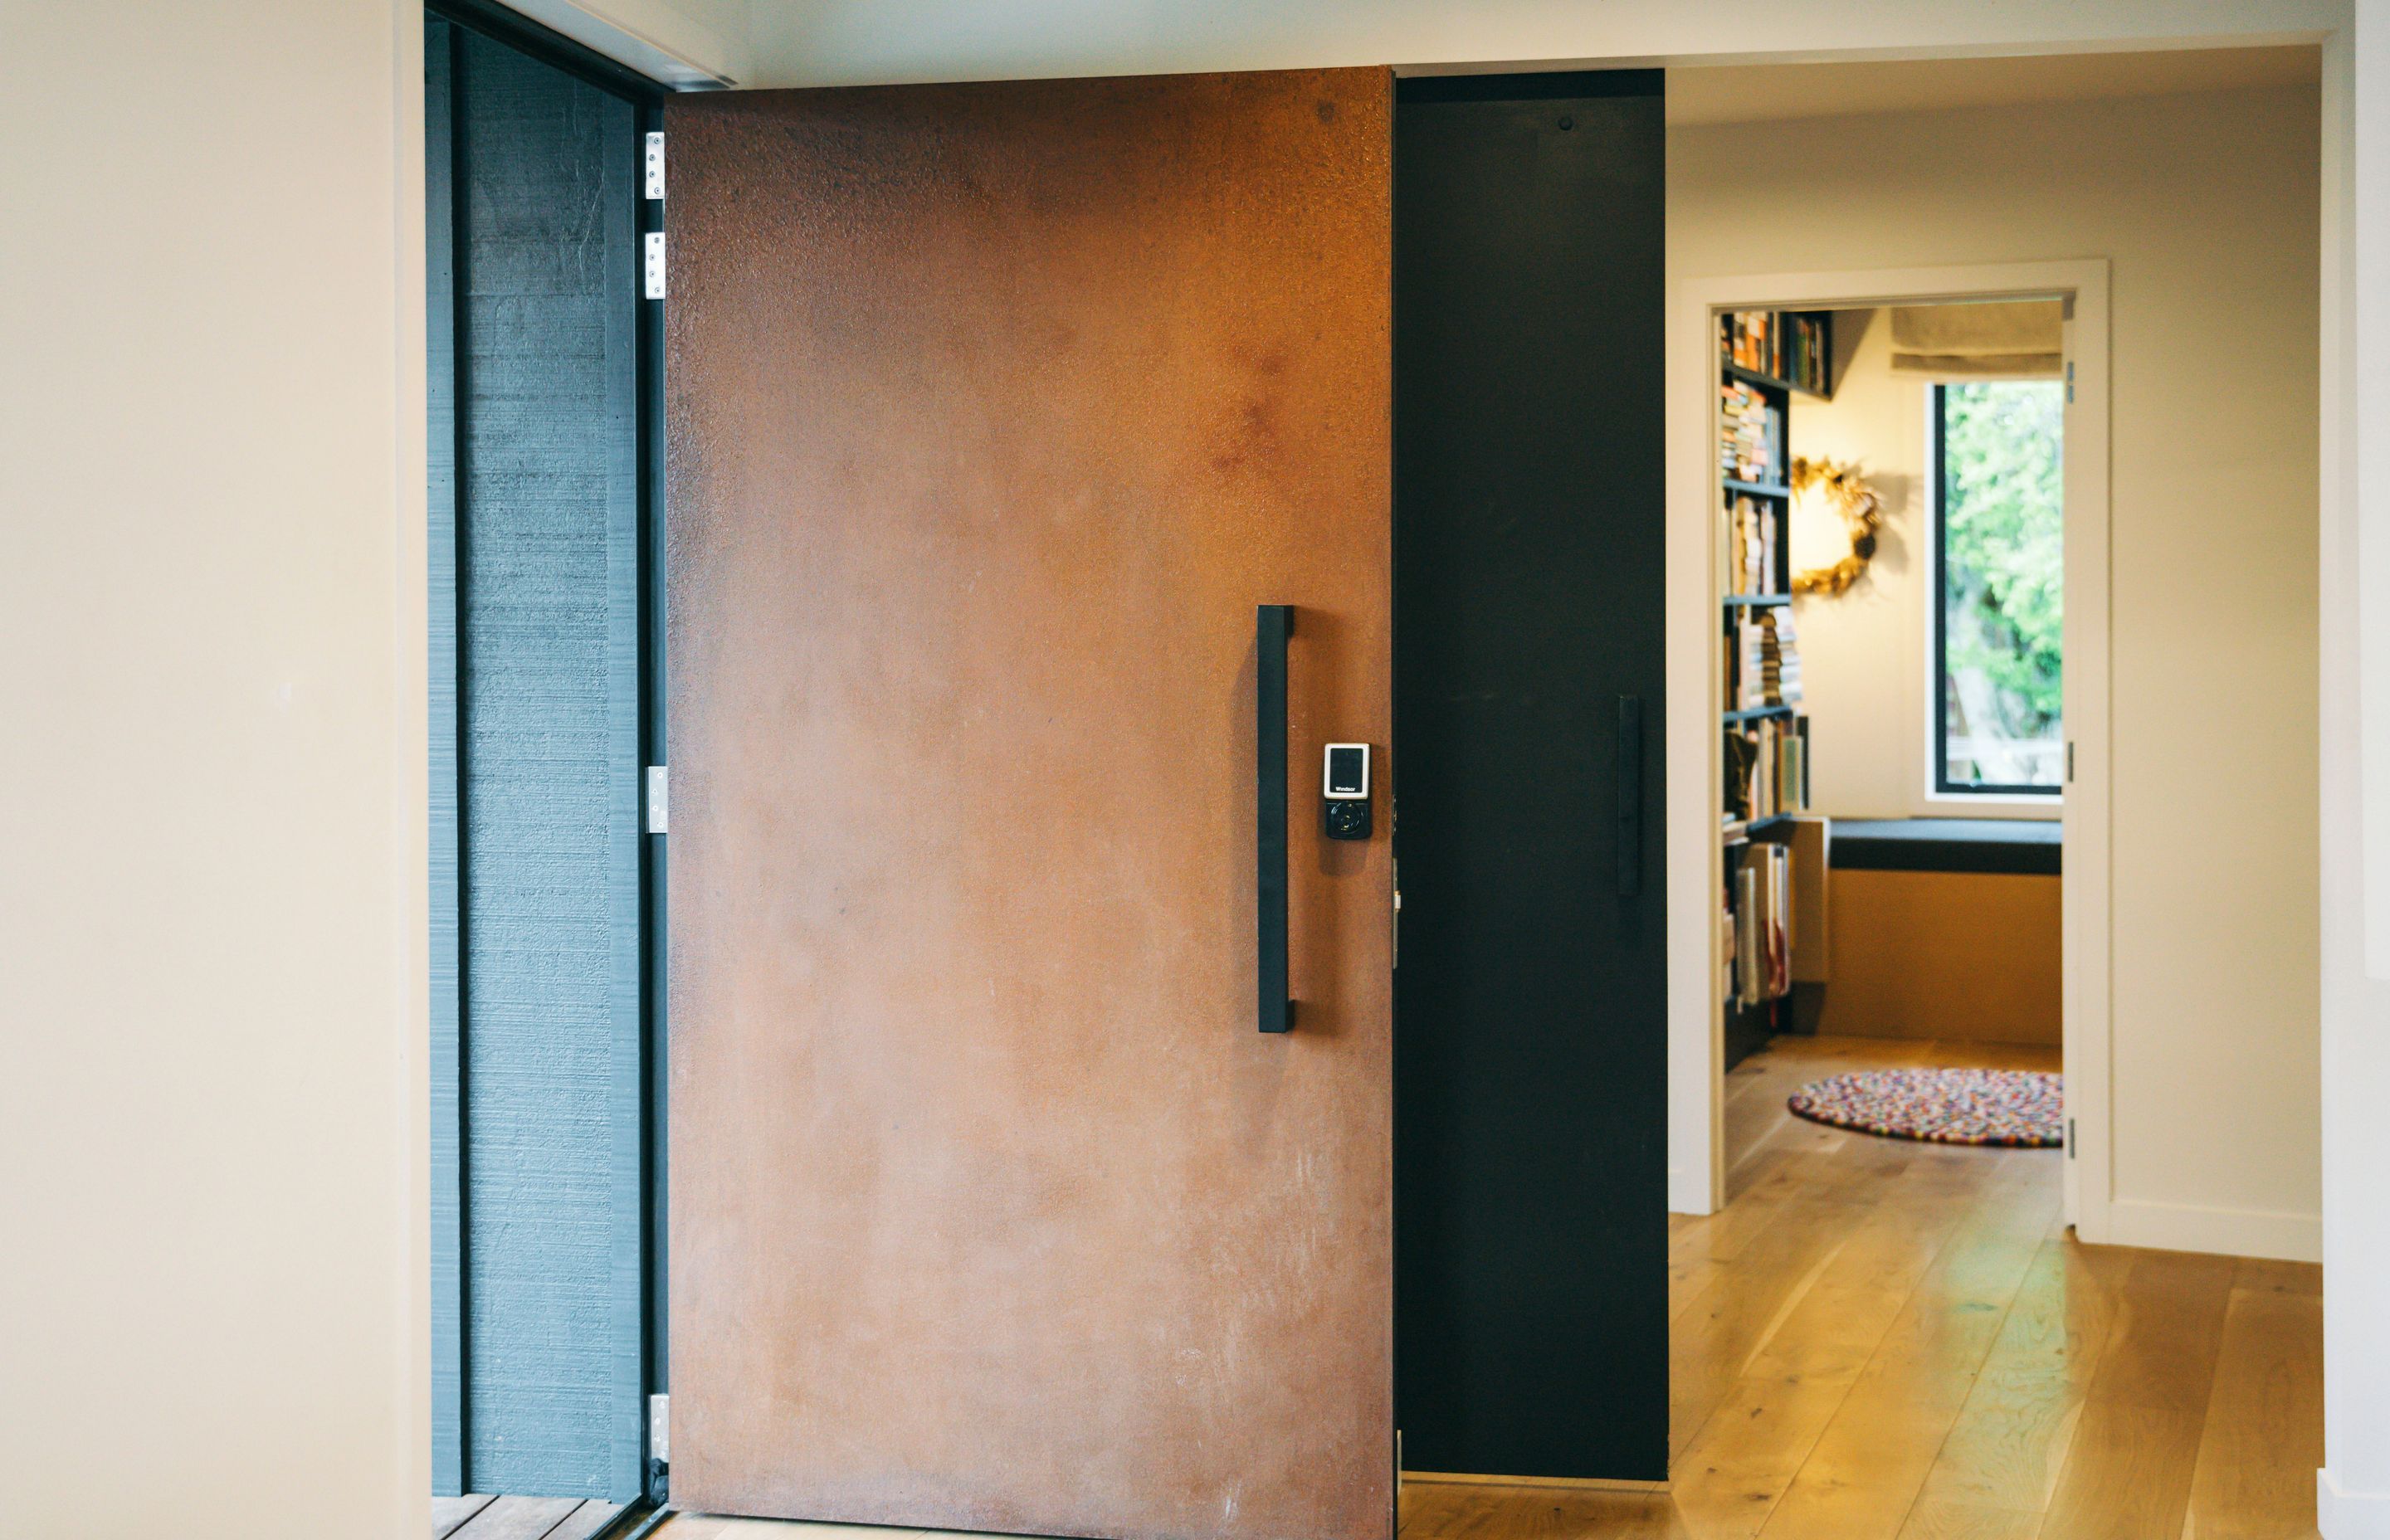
[1400,1034,2323,1540]
[535,1037,2322,1540]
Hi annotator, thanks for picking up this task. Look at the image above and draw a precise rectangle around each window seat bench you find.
[1811,817,2061,1045]
[1827,816,2060,876]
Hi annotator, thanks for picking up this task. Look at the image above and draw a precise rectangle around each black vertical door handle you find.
[1616,694,1643,898]
[1258,605,1295,1031]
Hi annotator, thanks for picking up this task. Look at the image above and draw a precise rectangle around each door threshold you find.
[1401,1470,1670,1494]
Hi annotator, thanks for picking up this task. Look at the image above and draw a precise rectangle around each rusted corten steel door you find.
[664,70,1394,1540]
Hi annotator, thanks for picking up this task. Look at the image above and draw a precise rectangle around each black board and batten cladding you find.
[427,12,648,1500]
[1394,71,1671,1481]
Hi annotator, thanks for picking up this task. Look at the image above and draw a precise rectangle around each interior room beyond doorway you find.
[1721,300,2068,1085]
[1666,50,2319,1265]
[1644,44,2319,1540]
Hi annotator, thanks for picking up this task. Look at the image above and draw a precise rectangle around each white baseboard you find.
[2321,1469,2390,1538]
[2100,1197,2321,1263]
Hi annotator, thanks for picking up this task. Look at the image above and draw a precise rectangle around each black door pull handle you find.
[1258,605,1294,1031]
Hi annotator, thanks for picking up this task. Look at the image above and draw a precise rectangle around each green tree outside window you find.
[1939,380,2063,789]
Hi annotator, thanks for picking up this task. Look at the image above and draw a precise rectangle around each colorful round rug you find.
[1788,1068,2063,1147]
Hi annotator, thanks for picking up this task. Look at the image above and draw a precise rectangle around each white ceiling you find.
[1666,44,2320,127]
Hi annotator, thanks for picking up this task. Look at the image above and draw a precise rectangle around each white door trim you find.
[1665,259,2112,1233]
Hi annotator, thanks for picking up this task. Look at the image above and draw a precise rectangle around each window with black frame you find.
[1932,379,2064,796]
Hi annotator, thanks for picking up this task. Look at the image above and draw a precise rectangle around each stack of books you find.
[1722,494,1774,594]
[1728,607,1804,710]
[1727,842,1792,1006]
[1721,310,1776,376]
[1761,605,1802,704]
[1719,381,1781,483]
[1723,716,1811,824]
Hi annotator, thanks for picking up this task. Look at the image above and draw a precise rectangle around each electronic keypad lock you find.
[1322,743,1372,841]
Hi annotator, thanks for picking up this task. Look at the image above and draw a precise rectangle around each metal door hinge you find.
[644,231,666,300]
[2066,741,2075,783]
[2066,1118,2076,1158]
[646,765,669,834]
[645,131,666,200]
[648,1393,670,1460]
[2065,360,2075,404]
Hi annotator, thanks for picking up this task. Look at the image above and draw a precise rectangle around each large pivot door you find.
[663,73,1395,1538]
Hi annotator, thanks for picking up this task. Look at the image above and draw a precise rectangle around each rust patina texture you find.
[665,69,1393,1540]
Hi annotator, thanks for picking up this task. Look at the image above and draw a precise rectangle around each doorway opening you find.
[1695,286,2080,1455]
[1640,41,2321,1540]
[1719,298,2071,1143]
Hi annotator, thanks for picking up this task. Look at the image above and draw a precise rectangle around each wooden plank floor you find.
[432,1494,623,1540]
[588,1036,2324,1540]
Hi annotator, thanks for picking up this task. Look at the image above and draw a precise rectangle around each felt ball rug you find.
[1787,1067,2063,1148]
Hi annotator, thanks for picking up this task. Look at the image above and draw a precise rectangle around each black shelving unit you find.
[1718,309,1829,1070]
[1722,359,1835,402]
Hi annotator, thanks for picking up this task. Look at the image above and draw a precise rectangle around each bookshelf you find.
[1717,308,1827,1070]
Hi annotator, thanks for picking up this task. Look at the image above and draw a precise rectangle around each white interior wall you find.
[510,0,751,85]
[1676,84,2322,1258]
[1780,312,1925,818]
[0,2,425,1536]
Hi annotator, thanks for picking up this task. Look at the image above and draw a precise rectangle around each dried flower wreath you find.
[1789,455,1885,597]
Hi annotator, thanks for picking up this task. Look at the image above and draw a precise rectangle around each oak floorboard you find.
[1722,1036,1946,1179]
[1895,1497,2045,1540]
[1905,1237,2129,1518]
[544,1500,628,1540]
[2036,1248,2236,1540]
[2079,1247,2237,1411]
[2181,1284,2325,1538]
[1746,1152,2059,1540]
[2233,1257,2323,1297]
[1685,1134,1853,1267]
[650,1518,730,1539]
[2036,1401,2210,1540]
[1937,1041,2062,1073]
[449,1495,588,1540]
[1670,1133,2013,1535]
[1670,1151,1886,1460]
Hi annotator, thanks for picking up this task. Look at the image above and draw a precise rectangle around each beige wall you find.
[1778,312,1927,818]
[0,2,425,1535]
[1674,83,2323,1252]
